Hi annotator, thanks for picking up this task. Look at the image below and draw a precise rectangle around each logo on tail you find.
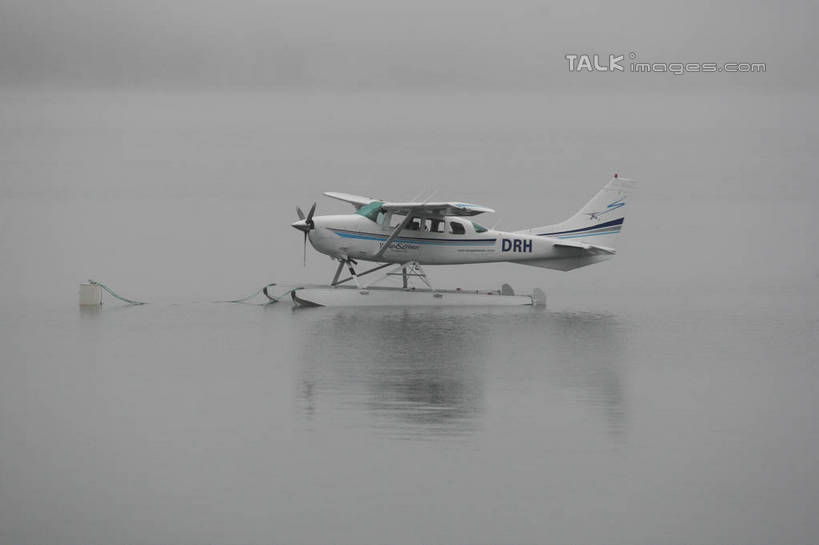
[586,198,625,221]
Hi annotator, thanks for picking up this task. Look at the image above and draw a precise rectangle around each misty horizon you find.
[1,0,815,93]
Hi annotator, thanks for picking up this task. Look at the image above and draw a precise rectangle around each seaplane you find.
[288,175,634,307]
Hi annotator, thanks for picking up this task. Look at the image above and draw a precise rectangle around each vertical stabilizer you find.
[517,176,635,249]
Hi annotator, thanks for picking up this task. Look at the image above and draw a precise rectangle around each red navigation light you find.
[614,173,619,178]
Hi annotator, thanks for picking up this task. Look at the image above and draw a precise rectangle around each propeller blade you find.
[295,201,316,266]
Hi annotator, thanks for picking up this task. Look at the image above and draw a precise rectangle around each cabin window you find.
[355,201,384,222]
[408,217,422,231]
[430,219,445,233]
[472,221,488,233]
[449,221,466,235]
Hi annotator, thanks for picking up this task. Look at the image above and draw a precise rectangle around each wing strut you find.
[373,214,414,260]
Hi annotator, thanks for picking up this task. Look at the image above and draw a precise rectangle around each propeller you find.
[292,202,317,266]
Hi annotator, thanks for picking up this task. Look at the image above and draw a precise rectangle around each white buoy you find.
[79,282,103,306]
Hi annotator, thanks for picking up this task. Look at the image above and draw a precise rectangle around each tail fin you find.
[517,175,635,249]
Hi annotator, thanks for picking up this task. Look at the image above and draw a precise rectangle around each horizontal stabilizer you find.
[553,240,616,255]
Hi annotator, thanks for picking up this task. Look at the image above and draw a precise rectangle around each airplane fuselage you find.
[305,214,604,268]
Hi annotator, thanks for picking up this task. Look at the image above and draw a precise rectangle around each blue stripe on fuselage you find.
[330,228,496,246]
[538,217,624,237]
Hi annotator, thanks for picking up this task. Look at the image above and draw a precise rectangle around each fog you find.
[1,0,816,93]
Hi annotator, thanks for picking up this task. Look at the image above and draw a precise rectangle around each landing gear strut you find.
[329,259,431,291]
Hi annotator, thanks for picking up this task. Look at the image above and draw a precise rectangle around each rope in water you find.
[87,280,296,305]
[88,279,147,305]
[262,285,298,303]
[224,283,276,303]
[222,283,298,304]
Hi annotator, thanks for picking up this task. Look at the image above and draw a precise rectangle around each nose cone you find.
[291,219,310,233]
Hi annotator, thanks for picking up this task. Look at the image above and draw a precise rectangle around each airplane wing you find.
[380,201,495,217]
[323,192,494,216]
[323,192,378,210]
[552,240,616,255]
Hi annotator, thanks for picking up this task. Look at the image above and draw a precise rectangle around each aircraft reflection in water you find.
[297,309,488,437]
[294,307,628,438]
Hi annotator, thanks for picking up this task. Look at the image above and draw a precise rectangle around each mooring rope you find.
[263,285,298,303]
[223,283,274,303]
[86,280,296,306]
[88,279,147,305]
[220,283,297,304]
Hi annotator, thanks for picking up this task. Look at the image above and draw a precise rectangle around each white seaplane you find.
[288,175,634,307]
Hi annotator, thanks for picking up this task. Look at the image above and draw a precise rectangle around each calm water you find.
[1,91,818,545]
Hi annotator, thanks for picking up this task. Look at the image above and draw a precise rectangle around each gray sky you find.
[1,0,816,92]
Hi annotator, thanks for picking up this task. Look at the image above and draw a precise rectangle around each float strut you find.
[331,260,345,286]
[332,262,393,287]
[346,260,363,289]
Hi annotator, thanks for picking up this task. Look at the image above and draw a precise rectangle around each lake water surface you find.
[1,91,817,545]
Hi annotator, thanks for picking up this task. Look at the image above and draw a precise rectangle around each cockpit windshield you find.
[472,221,488,233]
[355,201,384,222]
